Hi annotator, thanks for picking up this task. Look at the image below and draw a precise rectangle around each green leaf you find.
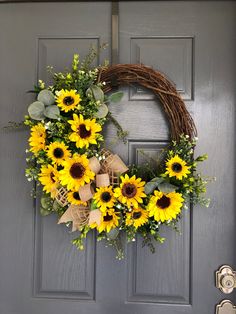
[40,207,52,216]
[195,154,208,162]
[90,199,98,210]
[107,228,119,240]
[108,91,124,103]
[149,177,165,184]
[52,200,62,212]
[87,85,104,102]
[44,105,60,119]
[158,182,178,193]
[144,177,164,194]
[37,89,55,106]
[28,101,45,120]
[40,195,52,209]
[94,103,109,118]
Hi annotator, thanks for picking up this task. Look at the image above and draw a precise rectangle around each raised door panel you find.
[130,37,193,100]
[34,36,101,300]
[117,3,193,308]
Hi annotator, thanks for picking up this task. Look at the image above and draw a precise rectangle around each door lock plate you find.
[216,300,236,314]
[216,265,236,294]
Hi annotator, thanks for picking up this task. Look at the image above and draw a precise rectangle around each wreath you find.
[24,49,210,259]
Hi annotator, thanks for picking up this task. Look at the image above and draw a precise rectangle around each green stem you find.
[107,112,128,144]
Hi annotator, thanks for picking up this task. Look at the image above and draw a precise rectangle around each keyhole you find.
[226,280,232,287]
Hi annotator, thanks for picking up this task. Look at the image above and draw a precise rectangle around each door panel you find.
[0,3,111,314]
[0,2,236,314]
[118,2,236,314]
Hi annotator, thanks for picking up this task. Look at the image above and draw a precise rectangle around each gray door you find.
[0,2,235,314]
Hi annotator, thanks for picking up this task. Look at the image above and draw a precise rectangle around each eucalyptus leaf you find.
[144,177,164,194]
[158,182,178,193]
[108,91,124,103]
[145,182,158,195]
[149,177,165,185]
[87,85,104,102]
[44,105,60,119]
[28,101,45,120]
[107,228,119,240]
[94,103,109,118]
[37,89,55,106]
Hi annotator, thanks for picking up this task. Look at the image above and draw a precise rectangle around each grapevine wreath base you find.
[24,50,209,259]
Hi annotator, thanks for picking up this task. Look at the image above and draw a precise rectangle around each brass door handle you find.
[216,265,236,294]
[216,300,236,314]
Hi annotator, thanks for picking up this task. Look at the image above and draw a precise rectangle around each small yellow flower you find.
[125,207,149,228]
[68,114,102,149]
[29,123,46,155]
[59,153,95,190]
[114,174,146,208]
[147,190,184,222]
[93,186,115,212]
[56,89,81,112]
[38,164,59,198]
[165,155,190,180]
[47,141,71,166]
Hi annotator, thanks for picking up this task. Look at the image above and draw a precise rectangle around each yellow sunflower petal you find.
[115,174,146,208]
[47,141,71,166]
[68,114,102,149]
[56,89,81,112]
[147,190,184,222]
[165,155,191,180]
[59,153,95,190]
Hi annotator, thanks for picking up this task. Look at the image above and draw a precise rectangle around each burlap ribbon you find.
[58,204,90,231]
[79,149,128,201]
[57,149,128,232]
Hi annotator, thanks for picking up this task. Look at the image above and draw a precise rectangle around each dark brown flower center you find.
[63,96,74,106]
[122,183,137,198]
[69,163,85,179]
[172,162,182,173]
[78,124,91,139]
[53,147,64,159]
[103,214,113,222]
[101,192,112,203]
[50,172,55,183]
[73,192,81,200]
[156,195,171,209]
[133,211,142,219]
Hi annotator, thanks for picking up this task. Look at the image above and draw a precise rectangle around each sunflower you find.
[47,141,71,165]
[59,153,95,190]
[94,209,120,233]
[38,164,59,198]
[114,174,146,208]
[68,114,102,149]
[165,155,190,180]
[147,190,184,222]
[56,89,81,112]
[29,123,46,155]
[67,190,87,206]
[93,186,115,212]
[125,207,149,228]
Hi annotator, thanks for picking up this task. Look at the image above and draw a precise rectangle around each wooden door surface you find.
[0,2,236,314]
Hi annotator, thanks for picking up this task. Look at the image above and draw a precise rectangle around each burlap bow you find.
[58,149,128,231]
[79,149,128,202]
